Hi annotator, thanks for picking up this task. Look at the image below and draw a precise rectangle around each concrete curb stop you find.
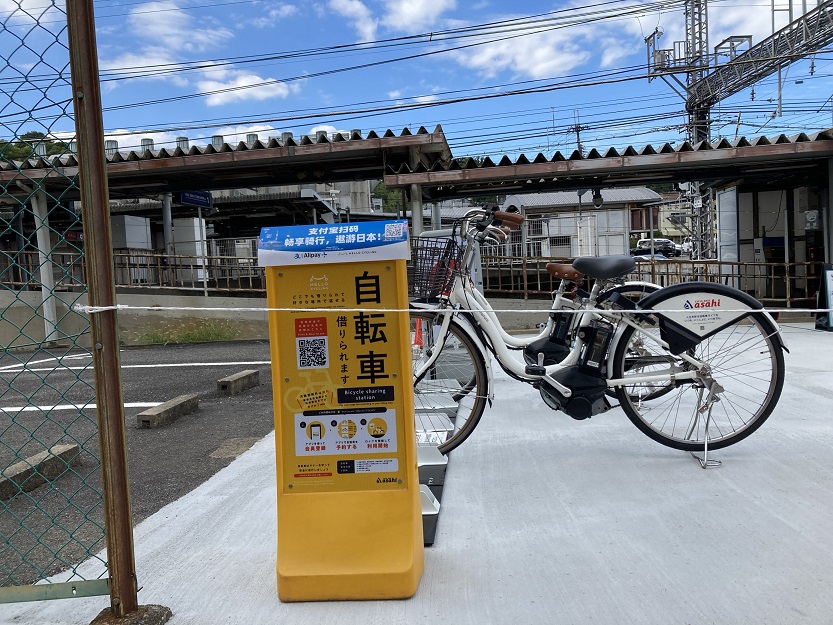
[0,443,81,501]
[217,369,260,396]
[137,395,199,429]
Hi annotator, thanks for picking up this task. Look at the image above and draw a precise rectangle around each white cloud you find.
[251,2,298,28]
[599,36,642,69]
[0,0,57,23]
[387,90,401,99]
[197,72,297,106]
[329,0,377,42]
[600,44,622,69]
[100,2,234,86]
[454,29,591,79]
[709,3,776,46]
[98,1,296,107]
[380,0,456,32]
[443,0,796,83]
[126,1,233,53]
[413,94,439,104]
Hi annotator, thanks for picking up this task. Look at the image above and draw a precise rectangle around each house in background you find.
[502,188,662,258]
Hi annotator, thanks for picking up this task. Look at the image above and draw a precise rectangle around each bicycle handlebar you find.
[451,205,527,257]
[494,210,524,229]
[484,225,510,242]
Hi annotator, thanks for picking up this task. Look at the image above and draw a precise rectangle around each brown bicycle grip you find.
[494,210,524,229]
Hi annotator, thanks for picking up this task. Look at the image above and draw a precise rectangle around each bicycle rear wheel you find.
[612,313,784,451]
[410,309,489,454]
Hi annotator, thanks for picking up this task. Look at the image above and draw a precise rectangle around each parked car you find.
[630,238,680,257]
[631,252,670,261]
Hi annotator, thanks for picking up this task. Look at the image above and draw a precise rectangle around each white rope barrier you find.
[73,303,833,315]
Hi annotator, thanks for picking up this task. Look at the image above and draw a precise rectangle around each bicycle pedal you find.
[525,364,546,376]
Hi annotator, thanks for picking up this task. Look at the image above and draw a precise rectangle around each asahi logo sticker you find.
[684,298,721,309]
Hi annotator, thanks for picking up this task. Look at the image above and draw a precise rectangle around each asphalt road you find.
[1,340,276,585]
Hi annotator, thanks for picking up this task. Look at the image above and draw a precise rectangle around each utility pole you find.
[66,2,169,622]
[66,0,138,616]
[570,110,587,156]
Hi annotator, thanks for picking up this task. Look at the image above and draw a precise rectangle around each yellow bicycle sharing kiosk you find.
[258,219,423,601]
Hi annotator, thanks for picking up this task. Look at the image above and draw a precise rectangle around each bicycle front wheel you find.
[612,313,784,451]
[410,309,489,454]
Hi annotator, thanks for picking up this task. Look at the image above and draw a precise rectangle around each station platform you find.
[3,323,832,625]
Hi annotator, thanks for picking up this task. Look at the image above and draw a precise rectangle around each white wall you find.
[173,217,207,283]
[111,215,151,249]
[111,215,153,284]
[716,188,738,262]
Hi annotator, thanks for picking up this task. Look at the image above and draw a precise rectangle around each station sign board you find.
[174,190,212,209]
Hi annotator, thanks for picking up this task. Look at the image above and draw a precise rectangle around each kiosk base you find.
[276,488,423,602]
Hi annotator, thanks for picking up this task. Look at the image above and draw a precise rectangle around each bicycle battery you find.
[577,319,614,374]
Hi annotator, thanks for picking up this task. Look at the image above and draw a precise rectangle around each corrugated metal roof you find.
[389,130,833,175]
[0,125,452,200]
[1,125,447,172]
[384,129,833,199]
[505,187,661,208]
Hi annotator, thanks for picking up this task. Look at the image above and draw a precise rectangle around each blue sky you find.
[4,0,833,159]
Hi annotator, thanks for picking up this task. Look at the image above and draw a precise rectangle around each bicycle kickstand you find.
[690,384,723,469]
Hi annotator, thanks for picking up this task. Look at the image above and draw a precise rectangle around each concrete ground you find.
[2,322,832,625]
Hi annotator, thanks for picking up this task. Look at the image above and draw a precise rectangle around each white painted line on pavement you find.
[0,353,92,371]
[0,402,161,414]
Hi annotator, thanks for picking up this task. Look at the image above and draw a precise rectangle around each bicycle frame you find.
[413,274,707,399]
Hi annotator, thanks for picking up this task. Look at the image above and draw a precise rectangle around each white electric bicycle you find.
[409,207,787,461]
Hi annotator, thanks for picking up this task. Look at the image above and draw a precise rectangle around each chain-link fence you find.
[1,0,109,602]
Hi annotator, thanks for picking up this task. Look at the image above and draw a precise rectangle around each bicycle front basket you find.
[409,237,466,299]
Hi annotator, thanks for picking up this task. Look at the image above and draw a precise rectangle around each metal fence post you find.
[66,0,138,616]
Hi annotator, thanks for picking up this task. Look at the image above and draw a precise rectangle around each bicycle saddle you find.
[572,255,636,280]
[546,263,583,280]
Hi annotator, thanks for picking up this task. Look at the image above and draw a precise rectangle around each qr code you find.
[383,222,404,239]
[297,337,328,369]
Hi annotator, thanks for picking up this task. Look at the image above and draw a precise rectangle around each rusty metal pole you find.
[66,0,138,616]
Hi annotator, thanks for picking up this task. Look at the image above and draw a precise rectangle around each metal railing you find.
[111,249,263,292]
[0,247,822,308]
[0,250,86,292]
[480,253,824,308]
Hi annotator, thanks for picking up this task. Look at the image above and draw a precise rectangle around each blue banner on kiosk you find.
[258,220,409,266]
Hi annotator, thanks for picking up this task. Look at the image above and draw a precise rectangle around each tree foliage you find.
[372,181,408,214]
[647,182,675,194]
[0,131,70,162]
